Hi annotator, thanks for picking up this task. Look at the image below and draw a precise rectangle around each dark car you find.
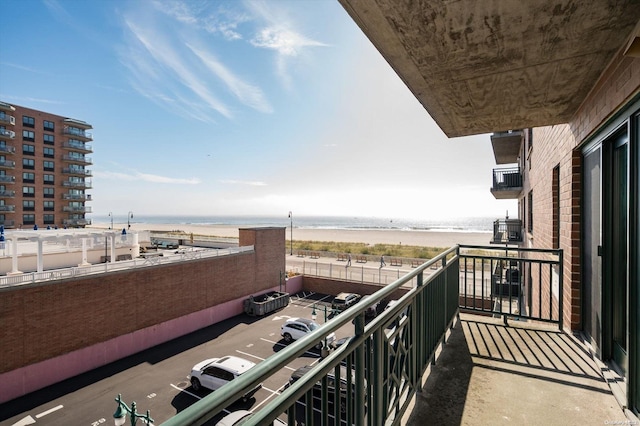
[331,292,361,312]
[287,364,364,421]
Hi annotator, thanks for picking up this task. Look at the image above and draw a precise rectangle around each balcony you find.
[0,144,15,153]
[0,189,15,197]
[158,245,625,426]
[0,219,14,227]
[63,205,92,213]
[62,167,92,176]
[0,204,15,212]
[62,192,91,201]
[491,166,523,199]
[0,129,15,139]
[63,127,93,141]
[490,130,523,164]
[63,180,92,189]
[491,218,523,244]
[0,175,15,184]
[62,154,92,165]
[63,140,92,153]
[0,113,15,126]
[0,159,15,169]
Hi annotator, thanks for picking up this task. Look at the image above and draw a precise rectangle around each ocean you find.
[95,215,496,233]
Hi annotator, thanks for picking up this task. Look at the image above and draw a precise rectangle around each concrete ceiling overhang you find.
[338,0,640,137]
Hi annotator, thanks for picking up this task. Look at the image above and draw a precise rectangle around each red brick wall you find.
[0,227,285,374]
[525,48,639,330]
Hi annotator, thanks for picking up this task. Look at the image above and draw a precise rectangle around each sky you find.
[0,0,517,222]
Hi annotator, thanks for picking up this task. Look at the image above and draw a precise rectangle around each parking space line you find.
[170,384,233,415]
[235,350,296,371]
[252,383,288,411]
[303,295,333,309]
[35,405,63,418]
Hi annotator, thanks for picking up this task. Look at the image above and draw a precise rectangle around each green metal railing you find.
[161,246,460,426]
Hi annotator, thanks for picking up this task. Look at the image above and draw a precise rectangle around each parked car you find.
[331,292,361,312]
[287,364,365,420]
[215,410,286,426]
[190,355,262,401]
[361,295,380,318]
[280,317,336,349]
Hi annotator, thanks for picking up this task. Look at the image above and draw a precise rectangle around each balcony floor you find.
[405,313,630,425]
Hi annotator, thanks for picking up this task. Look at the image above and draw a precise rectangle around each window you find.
[22,131,35,142]
[22,144,35,155]
[43,187,54,198]
[22,172,35,183]
[22,116,35,127]
[44,134,55,145]
[23,158,35,169]
[552,165,560,249]
[23,214,35,225]
[43,201,54,211]
[43,147,54,158]
[44,174,55,185]
[527,190,533,233]
[43,161,54,171]
[23,200,35,211]
[23,186,35,197]
[43,214,55,225]
[44,120,55,131]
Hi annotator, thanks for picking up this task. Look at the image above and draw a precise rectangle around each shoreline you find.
[90,222,493,248]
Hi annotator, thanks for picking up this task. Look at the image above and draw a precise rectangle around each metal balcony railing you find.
[0,175,15,183]
[63,140,92,152]
[62,193,90,200]
[0,159,15,168]
[0,189,15,197]
[0,114,15,125]
[63,205,92,213]
[63,127,93,140]
[62,218,92,226]
[63,180,92,189]
[491,167,523,200]
[159,244,562,425]
[0,129,16,139]
[0,144,15,153]
[491,218,523,244]
[62,167,92,176]
[62,154,92,165]
[0,205,15,212]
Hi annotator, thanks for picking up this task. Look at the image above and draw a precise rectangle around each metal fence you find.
[161,246,460,426]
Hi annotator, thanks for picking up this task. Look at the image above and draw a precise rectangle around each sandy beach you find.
[92,222,493,248]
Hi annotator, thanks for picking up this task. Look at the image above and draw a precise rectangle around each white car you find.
[280,317,336,349]
[216,410,286,426]
[190,355,262,401]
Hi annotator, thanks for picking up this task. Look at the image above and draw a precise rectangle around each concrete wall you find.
[0,227,285,403]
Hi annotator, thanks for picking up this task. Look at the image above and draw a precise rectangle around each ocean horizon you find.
[92,215,496,233]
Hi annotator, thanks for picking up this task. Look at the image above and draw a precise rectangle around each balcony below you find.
[491,167,523,199]
[490,130,524,164]
[0,129,15,140]
[491,218,523,244]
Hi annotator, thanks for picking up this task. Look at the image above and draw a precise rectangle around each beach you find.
[93,222,493,248]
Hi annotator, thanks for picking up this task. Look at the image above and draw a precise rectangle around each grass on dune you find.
[291,240,447,259]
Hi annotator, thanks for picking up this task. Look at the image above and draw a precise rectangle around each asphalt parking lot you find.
[1,291,358,426]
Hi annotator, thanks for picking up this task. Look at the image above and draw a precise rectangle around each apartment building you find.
[339,0,640,416]
[0,101,93,229]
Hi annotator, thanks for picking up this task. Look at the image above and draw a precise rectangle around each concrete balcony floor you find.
[405,313,630,425]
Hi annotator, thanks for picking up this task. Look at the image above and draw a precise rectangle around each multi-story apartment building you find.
[0,101,92,229]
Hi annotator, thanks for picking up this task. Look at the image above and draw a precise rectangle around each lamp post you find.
[113,394,153,426]
[288,211,293,255]
[128,211,133,230]
[108,211,113,230]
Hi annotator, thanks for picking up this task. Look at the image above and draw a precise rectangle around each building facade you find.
[0,101,93,229]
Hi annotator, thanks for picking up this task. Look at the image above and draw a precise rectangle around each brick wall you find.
[0,227,285,375]
[526,47,639,330]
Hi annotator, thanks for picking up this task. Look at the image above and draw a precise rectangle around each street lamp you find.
[128,211,133,230]
[311,303,329,353]
[113,394,153,426]
[108,211,113,230]
[288,211,293,255]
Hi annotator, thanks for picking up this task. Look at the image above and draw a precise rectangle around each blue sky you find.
[1,0,517,221]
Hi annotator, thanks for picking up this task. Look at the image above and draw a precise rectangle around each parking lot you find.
[1,291,361,426]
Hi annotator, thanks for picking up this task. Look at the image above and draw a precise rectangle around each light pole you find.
[288,211,293,255]
[311,303,329,355]
[113,394,153,426]
[128,211,133,230]
[108,211,113,230]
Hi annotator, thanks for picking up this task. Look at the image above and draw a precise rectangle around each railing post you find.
[354,313,366,426]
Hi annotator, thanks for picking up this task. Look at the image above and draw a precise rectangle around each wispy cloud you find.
[95,170,201,185]
[220,179,267,186]
[0,95,64,105]
[0,62,49,75]
[186,43,272,113]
